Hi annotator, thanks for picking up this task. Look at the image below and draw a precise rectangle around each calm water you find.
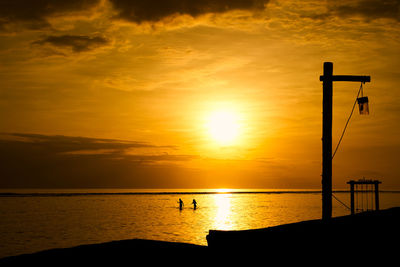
[1,189,399,258]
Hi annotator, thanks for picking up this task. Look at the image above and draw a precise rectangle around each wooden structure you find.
[319,62,370,220]
[347,179,381,215]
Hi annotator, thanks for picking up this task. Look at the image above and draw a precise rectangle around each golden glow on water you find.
[212,194,233,230]
[215,188,232,193]
[2,191,400,257]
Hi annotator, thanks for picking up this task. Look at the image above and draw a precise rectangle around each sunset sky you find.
[1,0,400,189]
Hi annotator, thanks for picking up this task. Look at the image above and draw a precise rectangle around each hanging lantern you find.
[357,96,369,115]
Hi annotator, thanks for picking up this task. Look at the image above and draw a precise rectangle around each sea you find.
[1,189,400,258]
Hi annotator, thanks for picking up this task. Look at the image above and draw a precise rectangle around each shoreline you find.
[2,207,399,263]
[0,239,208,264]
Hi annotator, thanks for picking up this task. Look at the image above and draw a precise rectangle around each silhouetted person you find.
[178,198,184,210]
[192,199,197,210]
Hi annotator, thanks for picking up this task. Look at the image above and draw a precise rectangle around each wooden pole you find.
[349,181,355,215]
[322,62,333,220]
[320,62,370,220]
[375,181,380,211]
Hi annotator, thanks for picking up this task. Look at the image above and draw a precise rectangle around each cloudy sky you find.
[1,0,400,189]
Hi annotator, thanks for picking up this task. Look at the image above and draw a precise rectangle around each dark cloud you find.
[0,133,198,188]
[109,0,269,23]
[32,35,109,53]
[0,0,100,31]
[4,133,156,153]
[309,0,400,21]
[330,0,400,20]
[0,0,269,31]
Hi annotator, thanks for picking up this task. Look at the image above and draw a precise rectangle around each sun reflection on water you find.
[212,194,233,230]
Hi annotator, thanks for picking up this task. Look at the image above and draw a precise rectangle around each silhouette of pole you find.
[321,62,333,221]
[349,181,355,215]
[320,62,370,220]
[374,181,380,211]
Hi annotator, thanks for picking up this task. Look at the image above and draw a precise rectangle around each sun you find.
[206,110,241,145]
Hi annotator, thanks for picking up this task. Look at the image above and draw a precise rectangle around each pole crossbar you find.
[320,75,371,83]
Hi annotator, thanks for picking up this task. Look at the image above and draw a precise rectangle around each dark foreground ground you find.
[1,207,399,264]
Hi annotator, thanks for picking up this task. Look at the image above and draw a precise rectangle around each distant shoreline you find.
[1,189,400,197]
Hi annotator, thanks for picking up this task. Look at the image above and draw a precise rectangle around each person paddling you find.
[192,199,197,210]
[178,198,184,210]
